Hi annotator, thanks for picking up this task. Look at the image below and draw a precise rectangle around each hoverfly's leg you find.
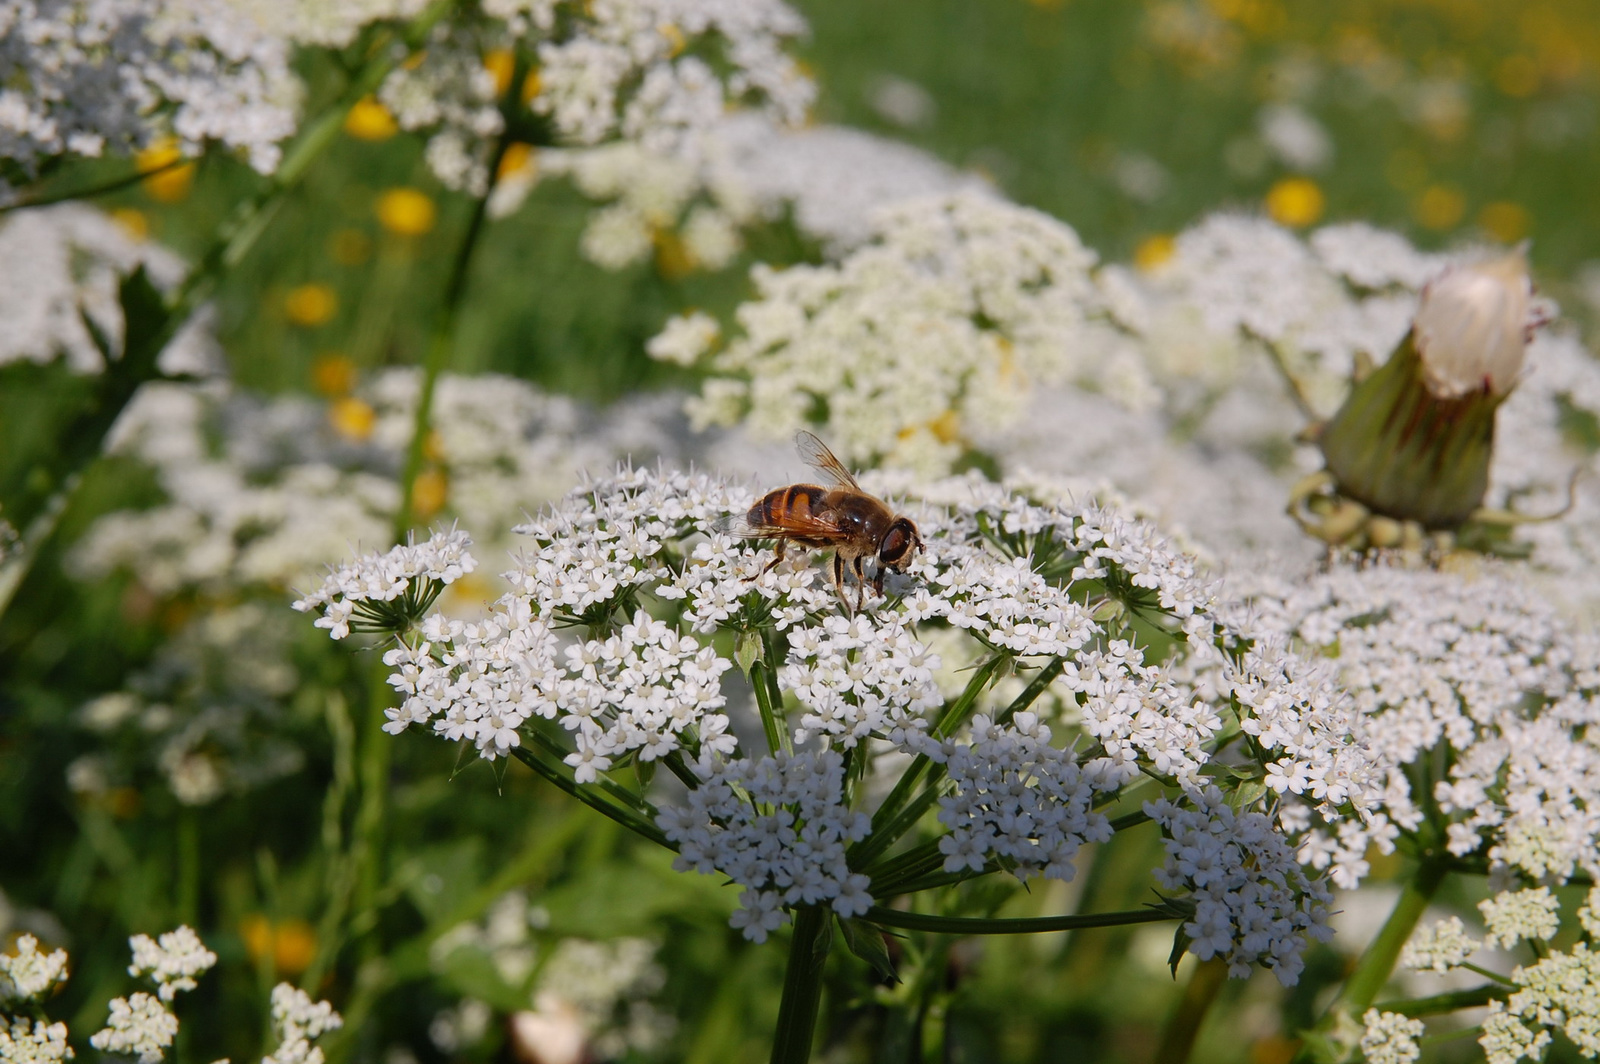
[832,552,852,616]
[871,558,886,598]
[749,538,787,583]
[852,555,869,613]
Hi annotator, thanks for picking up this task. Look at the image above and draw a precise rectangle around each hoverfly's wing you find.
[794,430,862,491]
[713,507,853,543]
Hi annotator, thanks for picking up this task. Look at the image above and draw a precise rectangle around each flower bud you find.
[1413,250,1533,400]
[1316,251,1536,530]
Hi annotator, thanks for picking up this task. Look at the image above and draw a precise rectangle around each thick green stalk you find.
[1376,984,1508,1018]
[771,907,831,1064]
[1297,860,1448,1063]
[864,906,1175,935]
[350,660,396,959]
[1153,957,1228,1064]
[393,91,516,539]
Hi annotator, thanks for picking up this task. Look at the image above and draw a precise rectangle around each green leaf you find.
[117,265,170,370]
[837,916,899,985]
[735,629,761,674]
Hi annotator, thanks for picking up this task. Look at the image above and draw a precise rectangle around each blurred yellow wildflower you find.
[498,142,537,180]
[137,139,195,203]
[329,397,376,440]
[1415,184,1466,230]
[110,208,149,241]
[345,97,399,141]
[284,284,338,327]
[1478,201,1530,243]
[377,187,436,236]
[412,468,449,518]
[311,353,358,397]
[521,68,542,104]
[1134,233,1176,272]
[1495,55,1541,98]
[240,916,317,976]
[1265,177,1324,228]
[484,49,515,96]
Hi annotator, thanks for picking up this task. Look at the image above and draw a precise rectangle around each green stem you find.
[1296,859,1448,1063]
[0,153,191,215]
[1375,984,1509,1018]
[1336,860,1447,1017]
[393,98,515,539]
[864,906,1175,936]
[770,907,831,1064]
[1153,956,1228,1064]
[176,809,199,927]
[350,661,396,959]
[507,746,674,848]
[851,657,1004,867]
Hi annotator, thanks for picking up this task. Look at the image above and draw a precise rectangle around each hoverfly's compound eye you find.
[879,518,920,569]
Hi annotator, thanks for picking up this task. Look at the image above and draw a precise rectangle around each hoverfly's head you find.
[879,517,922,572]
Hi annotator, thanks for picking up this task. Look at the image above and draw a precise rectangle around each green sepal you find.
[735,628,761,674]
[837,916,900,985]
[1319,332,1503,530]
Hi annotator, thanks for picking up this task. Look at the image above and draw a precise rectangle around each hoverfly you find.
[718,431,923,614]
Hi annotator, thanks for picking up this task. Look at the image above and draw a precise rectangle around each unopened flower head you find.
[1361,1009,1425,1064]
[1414,250,1535,400]
[262,983,342,1064]
[305,463,1373,978]
[1479,887,1560,950]
[1400,915,1481,974]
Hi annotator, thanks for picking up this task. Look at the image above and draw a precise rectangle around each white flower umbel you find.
[661,749,872,941]
[656,192,1110,474]
[0,206,220,375]
[1399,916,1481,974]
[373,0,812,192]
[927,712,1112,882]
[1148,787,1334,986]
[126,926,216,1002]
[310,464,1369,978]
[0,935,69,1001]
[1479,887,1560,950]
[0,0,299,198]
[1360,1009,1425,1064]
[89,992,177,1064]
[292,528,477,640]
[1244,561,1600,887]
[0,1019,74,1064]
[1481,941,1600,1064]
[261,983,342,1064]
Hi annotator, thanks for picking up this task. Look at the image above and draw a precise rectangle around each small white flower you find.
[90,993,178,1064]
[1360,1009,1425,1064]
[0,934,70,1001]
[127,926,216,1001]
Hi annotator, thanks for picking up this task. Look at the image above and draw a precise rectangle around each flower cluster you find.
[1399,915,1480,974]
[521,112,988,271]
[0,205,219,375]
[928,712,1112,881]
[1148,788,1335,986]
[262,983,343,1064]
[292,528,477,640]
[0,1018,73,1064]
[1360,1009,1425,1064]
[1243,561,1600,886]
[661,750,873,941]
[0,936,69,1001]
[126,926,216,1001]
[74,370,682,595]
[0,0,299,198]
[653,192,1114,474]
[374,0,813,193]
[302,464,1365,976]
[88,993,176,1064]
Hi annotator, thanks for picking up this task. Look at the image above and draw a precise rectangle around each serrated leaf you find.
[838,917,899,985]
